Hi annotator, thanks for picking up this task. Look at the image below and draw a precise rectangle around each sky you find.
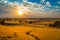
[0,0,60,18]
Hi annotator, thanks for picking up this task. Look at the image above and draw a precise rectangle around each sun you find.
[18,10,23,15]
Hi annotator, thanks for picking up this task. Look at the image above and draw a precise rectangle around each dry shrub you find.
[49,21,60,27]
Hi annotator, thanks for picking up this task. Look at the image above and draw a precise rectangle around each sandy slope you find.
[0,25,60,40]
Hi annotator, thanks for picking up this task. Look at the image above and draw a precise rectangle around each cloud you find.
[0,0,60,18]
[57,1,60,4]
[41,0,45,3]
[45,1,51,7]
[0,1,18,14]
[0,0,57,13]
[3,0,8,3]
[54,6,60,8]
[0,0,8,3]
[23,0,28,3]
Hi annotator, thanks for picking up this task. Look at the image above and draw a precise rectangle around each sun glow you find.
[18,10,24,15]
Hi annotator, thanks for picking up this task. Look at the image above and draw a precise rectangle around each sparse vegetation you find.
[0,32,17,40]
[29,21,33,24]
[0,19,5,25]
[49,21,60,28]
[19,20,22,23]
